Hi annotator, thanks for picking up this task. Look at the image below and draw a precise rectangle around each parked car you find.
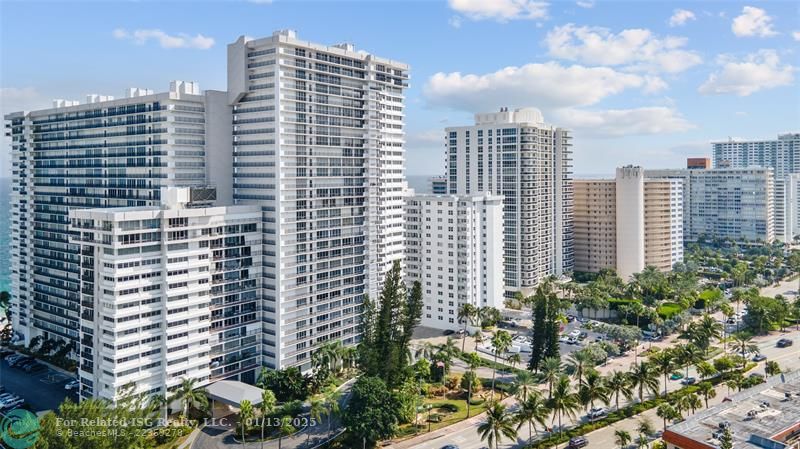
[443,329,455,336]
[566,315,577,322]
[670,372,684,380]
[0,398,24,410]
[440,446,460,449]
[568,329,581,338]
[578,332,589,340]
[5,354,23,364]
[587,407,608,421]
[753,354,767,362]
[567,336,579,345]
[0,394,20,407]
[568,436,589,448]
[64,380,80,391]
[777,339,793,348]
[14,358,36,369]
[680,377,697,385]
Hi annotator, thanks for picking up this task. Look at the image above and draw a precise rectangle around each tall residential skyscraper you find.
[5,82,231,351]
[713,133,800,241]
[445,107,572,296]
[405,191,504,331]
[70,187,261,401]
[647,168,774,243]
[227,30,409,369]
[573,167,683,281]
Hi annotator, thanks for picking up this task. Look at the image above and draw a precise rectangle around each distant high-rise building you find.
[712,133,800,241]
[405,191,504,330]
[445,107,573,296]
[227,30,409,369]
[686,157,711,170]
[430,176,448,194]
[5,82,231,351]
[70,187,261,401]
[573,166,683,281]
[647,168,774,243]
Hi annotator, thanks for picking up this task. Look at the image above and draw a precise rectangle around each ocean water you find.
[0,177,9,293]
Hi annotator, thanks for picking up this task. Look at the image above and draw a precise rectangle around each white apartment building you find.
[713,133,800,241]
[70,187,261,401]
[5,81,231,352]
[405,191,504,331]
[445,107,573,297]
[227,30,409,369]
[647,168,774,243]
[573,167,683,281]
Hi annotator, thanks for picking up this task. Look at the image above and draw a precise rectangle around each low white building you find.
[69,187,261,402]
[405,191,504,331]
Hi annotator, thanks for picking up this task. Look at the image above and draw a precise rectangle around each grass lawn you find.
[395,397,490,439]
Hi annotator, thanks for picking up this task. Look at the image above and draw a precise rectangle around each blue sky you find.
[1,0,798,177]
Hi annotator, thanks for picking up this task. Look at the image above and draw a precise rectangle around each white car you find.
[568,329,581,338]
[0,398,24,410]
[64,380,80,391]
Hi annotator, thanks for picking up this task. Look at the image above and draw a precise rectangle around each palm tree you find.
[464,352,481,418]
[511,371,536,402]
[434,338,459,377]
[675,344,704,380]
[567,350,592,386]
[637,417,655,437]
[606,370,633,411]
[489,330,512,400]
[259,389,277,449]
[516,391,549,445]
[656,403,677,432]
[473,330,484,351]
[477,402,517,449]
[765,360,781,376]
[547,375,580,437]
[507,353,522,370]
[615,429,632,449]
[458,303,478,352]
[685,393,702,414]
[415,342,437,362]
[541,356,563,399]
[628,361,659,402]
[169,378,208,418]
[239,399,254,446]
[648,350,674,398]
[308,396,326,446]
[322,384,341,436]
[697,381,716,409]
[579,369,609,412]
[730,333,758,370]
[696,314,723,357]
[635,434,649,449]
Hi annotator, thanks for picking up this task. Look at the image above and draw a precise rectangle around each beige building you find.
[573,167,683,281]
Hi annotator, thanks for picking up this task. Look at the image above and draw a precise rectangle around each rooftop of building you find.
[406,189,504,203]
[664,370,800,449]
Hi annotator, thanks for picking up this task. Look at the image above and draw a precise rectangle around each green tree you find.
[579,369,609,412]
[628,361,659,402]
[489,330,512,400]
[719,426,734,449]
[308,397,326,446]
[566,349,592,386]
[169,377,208,418]
[477,402,517,449]
[540,356,563,399]
[343,377,401,447]
[511,371,537,402]
[606,370,633,411]
[697,382,716,409]
[458,303,478,352]
[765,360,781,376]
[515,391,549,445]
[547,375,580,437]
[259,389,277,449]
[656,403,678,432]
[528,280,562,371]
[257,367,309,402]
[615,429,632,449]
[239,400,254,446]
[730,333,758,371]
[648,349,674,398]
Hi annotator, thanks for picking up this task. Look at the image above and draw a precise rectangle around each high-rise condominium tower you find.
[713,133,800,241]
[227,30,409,369]
[445,107,572,297]
[5,81,230,351]
[70,187,261,401]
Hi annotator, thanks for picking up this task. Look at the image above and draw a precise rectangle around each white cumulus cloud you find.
[113,28,215,49]
[576,0,594,8]
[544,24,702,73]
[732,6,777,37]
[447,0,548,21]
[424,62,649,112]
[553,107,695,137]
[699,50,794,96]
[669,9,696,27]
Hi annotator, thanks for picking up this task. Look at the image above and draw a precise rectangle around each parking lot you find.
[0,354,73,412]
[483,316,608,363]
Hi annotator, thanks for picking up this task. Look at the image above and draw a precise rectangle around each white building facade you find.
[405,192,504,331]
[5,82,231,352]
[226,30,409,369]
[713,133,800,241]
[70,187,261,401]
[445,108,573,297]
